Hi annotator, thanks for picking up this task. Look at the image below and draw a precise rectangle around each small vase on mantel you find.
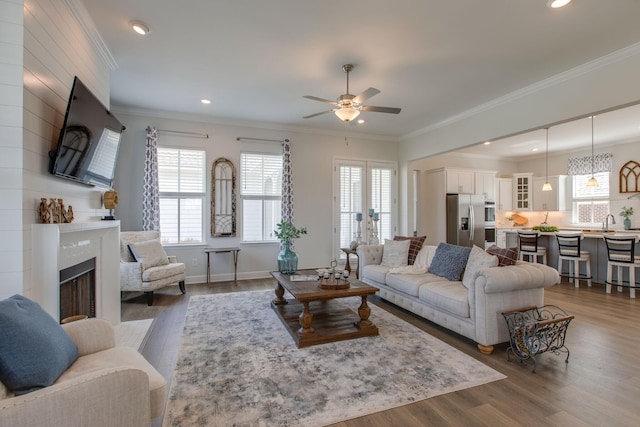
[277,241,298,274]
[624,217,631,230]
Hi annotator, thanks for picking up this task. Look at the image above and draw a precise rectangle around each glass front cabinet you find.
[512,173,532,211]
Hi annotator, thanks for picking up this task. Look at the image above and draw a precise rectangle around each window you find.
[241,152,283,242]
[334,159,396,259]
[572,172,610,224]
[158,147,206,244]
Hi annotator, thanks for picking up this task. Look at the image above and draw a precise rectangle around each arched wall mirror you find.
[211,157,236,237]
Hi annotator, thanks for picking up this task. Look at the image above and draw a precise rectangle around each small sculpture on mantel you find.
[38,197,74,224]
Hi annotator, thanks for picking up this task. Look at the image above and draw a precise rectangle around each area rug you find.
[114,318,154,351]
[163,290,505,427]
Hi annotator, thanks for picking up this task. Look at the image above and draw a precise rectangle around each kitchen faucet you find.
[603,214,616,231]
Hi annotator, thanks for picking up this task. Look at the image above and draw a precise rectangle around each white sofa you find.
[357,244,559,354]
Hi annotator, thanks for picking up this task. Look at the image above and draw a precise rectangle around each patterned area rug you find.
[163,290,505,427]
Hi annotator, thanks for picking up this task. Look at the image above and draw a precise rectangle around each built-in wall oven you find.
[484,201,496,248]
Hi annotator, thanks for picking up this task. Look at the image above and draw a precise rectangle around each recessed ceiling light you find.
[483,141,491,145]
[532,148,539,152]
[201,99,211,105]
[130,21,151,35]
[357,119,365,124]
[547,0,572,8]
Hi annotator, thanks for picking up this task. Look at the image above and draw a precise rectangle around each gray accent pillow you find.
[462,245,499,288]
[429,242,472,281]
[128,239,170,270]
[0,295,79,395]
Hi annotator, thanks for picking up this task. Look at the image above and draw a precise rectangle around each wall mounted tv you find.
[49,76,125,189]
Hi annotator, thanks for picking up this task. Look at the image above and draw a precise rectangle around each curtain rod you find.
[236,137,288,143]
[158,129,209,139]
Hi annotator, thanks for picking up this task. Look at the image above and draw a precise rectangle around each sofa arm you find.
[356,245,384,277]
[120,261,143,291]
[62,318,115,356]
[0,368,150,427]
[477,262,559,294]
[167,255,178,263]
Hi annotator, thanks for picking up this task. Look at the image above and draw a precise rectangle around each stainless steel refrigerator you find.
[446,194,485,247]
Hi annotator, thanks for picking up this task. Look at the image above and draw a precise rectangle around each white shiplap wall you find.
[0,0,25,301]
[0,0,114,300]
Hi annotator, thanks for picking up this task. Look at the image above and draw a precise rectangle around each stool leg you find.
[585,258,592,287]
[630,268,636,299]
[573,259,579,288]
[606,264,613,294]
[617,266,623,292]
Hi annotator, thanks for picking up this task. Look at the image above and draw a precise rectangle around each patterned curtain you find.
[567,153,612,175]
[143,126,160,231]
[281,139,293,249]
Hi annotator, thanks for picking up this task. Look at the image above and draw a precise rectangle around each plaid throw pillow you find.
[486,245,518,266]
[394,235,426,265]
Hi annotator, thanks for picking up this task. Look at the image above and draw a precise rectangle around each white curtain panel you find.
[143,126,160,231]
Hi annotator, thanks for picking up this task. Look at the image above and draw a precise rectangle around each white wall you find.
[112,110,399,282]
[0,0,114,301]
[0,0,24,301]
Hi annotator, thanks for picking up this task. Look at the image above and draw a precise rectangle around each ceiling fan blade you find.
[303,95,338,106]
[361,105,402,114]
[353,87,380,104]
[303,110,335,119]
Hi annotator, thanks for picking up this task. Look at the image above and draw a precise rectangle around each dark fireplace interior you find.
[59,257,96,322]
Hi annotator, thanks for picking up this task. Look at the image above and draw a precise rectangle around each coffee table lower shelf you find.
[271,298,379,348]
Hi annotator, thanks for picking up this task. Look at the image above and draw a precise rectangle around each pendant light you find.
[587,116,599,188]
[542,128,552,191]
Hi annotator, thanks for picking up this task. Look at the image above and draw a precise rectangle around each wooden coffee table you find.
[270,270,379,348]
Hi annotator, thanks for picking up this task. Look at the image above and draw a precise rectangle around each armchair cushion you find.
[128,239,170,270]
[0,295,78,395]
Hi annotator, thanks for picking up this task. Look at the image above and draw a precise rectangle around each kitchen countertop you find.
[503,228,640,239]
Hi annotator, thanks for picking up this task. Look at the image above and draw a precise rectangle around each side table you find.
[205,247,240,284]
[340,247,359,279]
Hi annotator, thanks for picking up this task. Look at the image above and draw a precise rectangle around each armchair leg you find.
[145,291,154,306]
[179,280,186,294]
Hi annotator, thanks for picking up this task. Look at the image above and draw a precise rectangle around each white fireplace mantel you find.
[31,221,121,324]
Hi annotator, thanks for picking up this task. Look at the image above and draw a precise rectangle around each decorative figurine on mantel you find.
[38,197,73,223]
[102,189,118,220]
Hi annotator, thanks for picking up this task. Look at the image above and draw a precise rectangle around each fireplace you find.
[59,257,96,321]
[31,221,121,324]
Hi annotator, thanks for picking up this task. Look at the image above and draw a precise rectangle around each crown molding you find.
[64,0,118,70]
[402,41,640,141]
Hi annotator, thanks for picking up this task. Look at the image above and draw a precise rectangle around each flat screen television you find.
[49,76,125,189]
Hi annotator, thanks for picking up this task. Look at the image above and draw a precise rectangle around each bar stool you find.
[555,233,591,287]
[517,231,547,264]
[603,235,640,298]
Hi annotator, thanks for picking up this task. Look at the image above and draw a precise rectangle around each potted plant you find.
[620,206,634,230]
[274,221,308,274]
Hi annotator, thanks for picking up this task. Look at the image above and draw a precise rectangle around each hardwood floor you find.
[121,279,640,427]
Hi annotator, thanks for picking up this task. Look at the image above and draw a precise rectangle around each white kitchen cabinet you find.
[445,169,474,194]
[532,175,568,211]
[497,178,513,211]
[512,173,533,211]
[475,171,496,201]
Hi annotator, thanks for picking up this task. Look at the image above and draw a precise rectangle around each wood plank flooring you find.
[121,279,640,427]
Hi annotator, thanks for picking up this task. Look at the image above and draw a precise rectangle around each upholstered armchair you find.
[120,231,186,306]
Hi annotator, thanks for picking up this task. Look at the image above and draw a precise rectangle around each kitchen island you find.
[505,229,640,285]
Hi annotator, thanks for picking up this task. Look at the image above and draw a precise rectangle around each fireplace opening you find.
[59,257,96,322]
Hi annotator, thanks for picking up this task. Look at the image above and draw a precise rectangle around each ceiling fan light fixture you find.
[547,0,572,8]
[335,107,360,122]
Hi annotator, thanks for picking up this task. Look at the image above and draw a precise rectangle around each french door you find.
[334,159,396,260]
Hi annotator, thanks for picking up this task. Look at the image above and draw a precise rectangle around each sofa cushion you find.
[393,235,426,265]
[385,273,429,297]
[381,239,411,268]
[418,279,470,318]
[486,245,519,266]
[429,243,471,281]
[0,295,79,395]
[128,239,170,270]
[362,264,391,285]
[462,245,499,288]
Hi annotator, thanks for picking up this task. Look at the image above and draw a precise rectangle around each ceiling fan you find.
[303,64,401,122]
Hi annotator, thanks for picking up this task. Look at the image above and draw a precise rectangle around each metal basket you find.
[501,305,574,373]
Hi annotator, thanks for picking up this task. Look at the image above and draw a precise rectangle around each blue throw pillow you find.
[0,295,79,395]
[429,243,472,281]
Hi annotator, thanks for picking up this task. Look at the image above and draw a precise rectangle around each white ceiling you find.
[81,0,640,146]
